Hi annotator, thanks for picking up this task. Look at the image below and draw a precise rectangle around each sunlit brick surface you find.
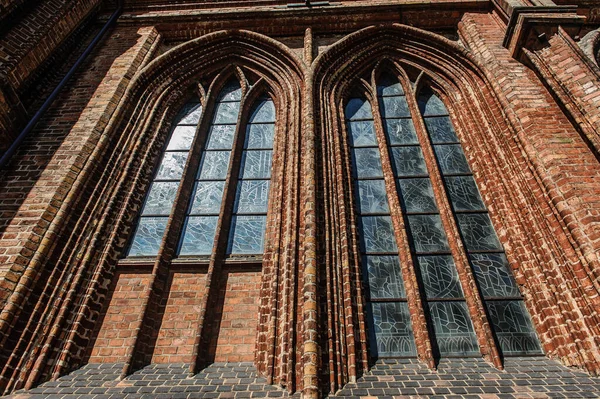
[212,270,262,363]
[89,272,152,363]
[152,272,208,364]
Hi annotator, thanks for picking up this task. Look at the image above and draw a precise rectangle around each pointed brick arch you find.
[0,29,308,394]
[311,24,600,394]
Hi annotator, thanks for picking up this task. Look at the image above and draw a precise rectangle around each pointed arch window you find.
[126,76,275,261]
[345,70,542,359]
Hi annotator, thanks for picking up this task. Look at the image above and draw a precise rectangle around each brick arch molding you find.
[310,23,600,396]
[0,24,599,399]
[0,29,305,394]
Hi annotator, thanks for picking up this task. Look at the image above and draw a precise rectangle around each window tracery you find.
[124,59,542,375]
[127,76,275,261]
[345,69,542,359]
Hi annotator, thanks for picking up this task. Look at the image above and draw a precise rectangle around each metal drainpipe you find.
[0,0,124,169]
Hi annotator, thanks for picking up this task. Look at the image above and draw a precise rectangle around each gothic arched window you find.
[345,70,542,359]
[126,77,275,261]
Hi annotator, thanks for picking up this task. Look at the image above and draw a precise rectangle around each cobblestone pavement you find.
[334,357,600,398]
[5,357,600,398]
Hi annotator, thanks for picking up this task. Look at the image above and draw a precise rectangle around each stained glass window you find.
[227,97,275,254]
[418,88,541,356]
[348,72,541,360]
[179,81,240,255]
[128,100,202,256]
[127,79,275,261]
[378,75,479,356]
[346,92,417,357]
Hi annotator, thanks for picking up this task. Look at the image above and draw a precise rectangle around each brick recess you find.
[526,27,600,157]
[89,271,152,363]
[151,271,208,364]
[0,0,101,88]
[0,0,102,142]
[211,268,262,363]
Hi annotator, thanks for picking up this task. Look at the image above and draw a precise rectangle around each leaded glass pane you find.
[417,255,463,299]
[189,181,225,215]
[218,81,242,102]
[206,125,235,149]
[156,152,188,180]
[179,216,218,255]
[246,123,275,149]
[486,301,542,355]
[397,178,437,214]
[418,91,449,116]
[177,103,202,125]
[380,96,410,118]
[167,126,196,150]
[352,148,383,178]
[407,215,450,253]
[456,213,503,251]
[142,181,179,215]
[365,255,405,299]
[424,117,459,144]
[384,119,418,145]
[429,302,479,355]
[357,180,389,214]
[434,145,471,175]
[228,215,267,254]
[360,216,398,253]
[128,217,168,256]
[377,75,404,96]
[240,150,273,179]
[235,180,270,213]
[346,98,373,120]
[371,302,416,356]
[213,101,241,124]
[197,151,231,180]
[470,253,519,298]
[347,120,377,147]
[250,99,275,123]
[390,147,428,177]
[445,176,486,211]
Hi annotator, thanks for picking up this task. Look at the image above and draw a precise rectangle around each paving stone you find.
[5,358,600,398]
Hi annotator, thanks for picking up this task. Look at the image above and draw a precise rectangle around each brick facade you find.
[1,0,600,397]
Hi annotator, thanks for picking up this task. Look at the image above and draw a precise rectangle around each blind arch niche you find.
[343,68,541,360]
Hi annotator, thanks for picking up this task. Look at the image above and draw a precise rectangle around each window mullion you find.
[211,97,251,260]
[369,90,436,367]
[189,84,248,374]
[404,86,503,367]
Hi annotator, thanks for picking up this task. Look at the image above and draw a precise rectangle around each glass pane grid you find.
[178,82,241,256]
[227,99,274,255]
[128,100,202,257]
[418,88,541,356]
[347,93,416,358]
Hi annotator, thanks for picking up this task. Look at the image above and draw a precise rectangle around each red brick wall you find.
[526,28,600,157]
[0,25,158,393]
[89,268,260,365]
[152,271,208,364]
[212,268,261,363]
[89,272,152,363]
[459,11,600,372]
[0,26,157,290]
[2,2,600,396]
